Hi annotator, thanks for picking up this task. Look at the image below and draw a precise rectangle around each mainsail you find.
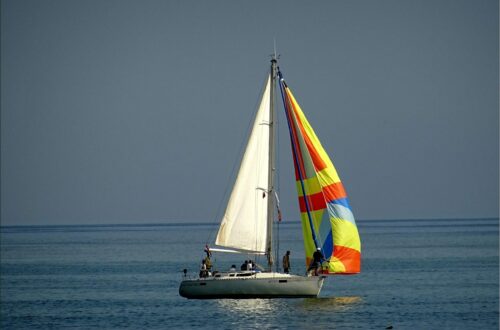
[215,76,272,254]
[279,74,361,274]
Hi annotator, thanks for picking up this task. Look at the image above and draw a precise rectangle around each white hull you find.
[179,271,325,299]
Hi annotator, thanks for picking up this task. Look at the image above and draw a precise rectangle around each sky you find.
[1,0,498,226]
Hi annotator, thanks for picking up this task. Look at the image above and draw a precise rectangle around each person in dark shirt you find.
[282,251,291,274]
[307,248,323,276]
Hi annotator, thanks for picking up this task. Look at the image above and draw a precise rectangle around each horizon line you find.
[1,216,498,228]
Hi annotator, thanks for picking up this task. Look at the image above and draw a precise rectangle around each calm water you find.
[1,218,498,329]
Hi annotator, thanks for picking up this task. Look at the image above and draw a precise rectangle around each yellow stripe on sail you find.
[300,210,325,234]
[300,214,316,263]
[295,177,322,196]
[294,168,341,198]
[316,167,341,187]
[327,219,361,273]
[328,257,346,273]
[300,209,327,262]
[330,218,361,252]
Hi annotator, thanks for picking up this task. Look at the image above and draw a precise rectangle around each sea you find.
[1,218,498,329]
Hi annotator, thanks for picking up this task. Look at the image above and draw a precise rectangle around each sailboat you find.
[179,56,361,299]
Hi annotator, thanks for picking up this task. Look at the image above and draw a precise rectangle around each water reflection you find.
[298,296,363,312]
[215,296,362,316]
[216,299,282,316]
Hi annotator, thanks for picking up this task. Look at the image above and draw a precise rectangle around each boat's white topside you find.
[179,270,325,299]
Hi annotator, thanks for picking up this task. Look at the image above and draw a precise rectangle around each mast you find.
[266,54,278,269]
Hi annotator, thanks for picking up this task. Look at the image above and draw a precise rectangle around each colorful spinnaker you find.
[279,74,361,274]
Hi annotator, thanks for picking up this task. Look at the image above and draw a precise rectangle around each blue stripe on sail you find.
[331,197,352,211]
[321,230,333,260]
[327,202,356,225]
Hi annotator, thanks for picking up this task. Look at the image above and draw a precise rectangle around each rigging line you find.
[277,70,321,251]
[205,69,271,246]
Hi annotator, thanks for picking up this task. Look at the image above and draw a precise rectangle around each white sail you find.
[215,75,271,253]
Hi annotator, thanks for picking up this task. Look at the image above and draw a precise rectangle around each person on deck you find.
[247,260,253,271]
[204,256,212,272]
[307,247,324,276]
[282,250,291,274]
[241,260,248,271]
[199,259,208,278]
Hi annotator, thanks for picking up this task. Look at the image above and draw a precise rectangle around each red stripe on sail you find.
[298,191,327,213]
[323,182,347,203]
[297,183,347,213]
